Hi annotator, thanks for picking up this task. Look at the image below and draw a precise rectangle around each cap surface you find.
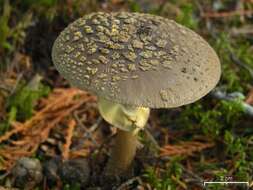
[52,12,221,108]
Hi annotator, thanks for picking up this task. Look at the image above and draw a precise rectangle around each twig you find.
[73,112,99,147]
[229,52,253,78]
[89,116,102,132]
[95,133,116,156]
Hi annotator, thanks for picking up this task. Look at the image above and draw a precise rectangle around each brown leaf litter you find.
[0,88,96,170]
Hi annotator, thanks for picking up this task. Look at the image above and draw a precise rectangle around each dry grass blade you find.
[160,141,214,157]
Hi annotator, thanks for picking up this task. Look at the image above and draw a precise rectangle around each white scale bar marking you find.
[204,181,249,186]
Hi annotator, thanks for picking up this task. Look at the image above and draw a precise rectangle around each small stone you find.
[11,157,43,189]
[59,158,90,187]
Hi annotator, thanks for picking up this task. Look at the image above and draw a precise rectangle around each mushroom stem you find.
[97,97,150,176]
[105,129,138,176]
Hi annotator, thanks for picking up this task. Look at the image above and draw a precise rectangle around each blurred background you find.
[0,0,253,189]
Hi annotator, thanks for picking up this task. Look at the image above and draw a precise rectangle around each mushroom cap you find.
[52,12,221,108]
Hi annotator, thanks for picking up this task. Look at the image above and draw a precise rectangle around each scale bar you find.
[204,181,249,186]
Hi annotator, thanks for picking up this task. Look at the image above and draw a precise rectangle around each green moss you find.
[7,80,50,121]
[143,157,183,190]
[224,131,250,181]
[178,99,243,138]
[212,33,253,93]
[0,0,12,51]
[176,3,198,29]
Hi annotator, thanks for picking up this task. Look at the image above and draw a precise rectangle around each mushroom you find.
[52,12,221,177]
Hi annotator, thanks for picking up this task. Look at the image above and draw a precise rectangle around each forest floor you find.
[0,0,253,189]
